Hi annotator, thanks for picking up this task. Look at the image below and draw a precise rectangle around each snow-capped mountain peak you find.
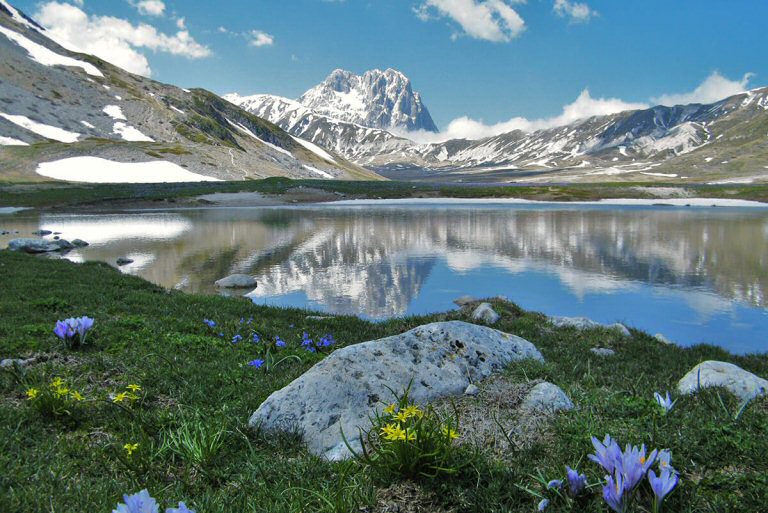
[297,68,438,133]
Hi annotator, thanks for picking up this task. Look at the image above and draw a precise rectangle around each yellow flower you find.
[405,430,416,442]
[50,377,65,388]
[113,392,129,403]
[394,411,410,424]
[383,403,398,415]
[403,405,423,419]
[54,387,70,398]
[382,424,407,441]
[380,423,398,437]
[126,384,142,393]
[25,388,39,400]
[123,443,139,457]
[442,426,459,440]
[69,391,85,401]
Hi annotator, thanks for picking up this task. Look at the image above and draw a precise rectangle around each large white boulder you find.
[249,321,543,460]
[214,274,257,288]
[677,360,768,403]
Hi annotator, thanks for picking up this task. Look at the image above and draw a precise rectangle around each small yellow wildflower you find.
[383,424,407,441]
[403,405,423,419]
[54,387,69,398]
[113,392,129,403]
[380,423,398,438]
[69,391,85,401]
[394,411,410,424]
[123,443,139,457]
[442,426,459,440]
[25,388,39,400]
[50,377,65,388]
[383,403,398,415]
[126,384,142,393]
[405,430,416,442]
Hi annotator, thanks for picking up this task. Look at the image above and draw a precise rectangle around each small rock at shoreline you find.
[31,230,52,236]
[550,316,631,336]
[7,238,73,253]
[116,257,134,266]
[453,295,477,307]
[215,274,257,288]
[678,360,768,403]
[71,239,89,247]
[472,303,500,324]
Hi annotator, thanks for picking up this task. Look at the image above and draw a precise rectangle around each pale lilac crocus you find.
[565,465,587,497]
[619,444,658,491]
[537,498,550,511]
[603,471,627,513]
[546,479,563,491]
[589,434,622,474]
[654,391,675,413]
[658,449,675,474]
[166,503,195,513]
[648,469,679,512]
[248,359,265,368]
[113,489,159,513]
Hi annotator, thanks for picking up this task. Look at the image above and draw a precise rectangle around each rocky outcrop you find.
[7,238,72,253]
[214,274,257,288]
[249,321,543,460]
[550,316,631,337]
[678,360,768,403]
[472,303,500,324]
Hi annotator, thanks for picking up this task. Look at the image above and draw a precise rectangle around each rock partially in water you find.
[472,303,500,324]
[678,360,768,403]
[116,257,134,266]
[249,320,543,460]
[7,238,71,253]
[590,347,616,357]
[71,239,89,247]
[215,274,257,288]
[520,382,574,414]
[550,316,631,336]
[31,230,52,236]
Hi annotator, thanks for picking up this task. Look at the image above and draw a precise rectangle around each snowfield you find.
[0,135,29,146]
[291,136,337,163]
[112,122,154,142]
[103,105,127,120]
[0,112,80,142]
[0,25,103,77]
[36,157,221,183]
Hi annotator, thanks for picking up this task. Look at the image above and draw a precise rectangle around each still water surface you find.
[2,203,767,354]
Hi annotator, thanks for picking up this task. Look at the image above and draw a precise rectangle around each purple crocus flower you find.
[113,489,159,513]
[658,450,675,474]
[565,465,587,497]
[537,498,550,512]
[619,444,658,491]
[76,316,94,337]
[203,319,216,328]
[166,502,195,513]
[654,391,675,413]
[546,479,563,490]
[248,359,265,368]
[589,434,622,474]
[252,333,261,343]
[54,320,73,340]
[301,332,316,352]
[319,334,336,347]
[648,468,678,510]
[603,471,627,513]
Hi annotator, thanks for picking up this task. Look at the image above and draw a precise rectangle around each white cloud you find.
[415,0,525,42]
[248,30,274,47]
[34,2,211,77]
[404,89,648,143]
[553,0,596,23]
[652,71,753,106]
[132,0,166,17]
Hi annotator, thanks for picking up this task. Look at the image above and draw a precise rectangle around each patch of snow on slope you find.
[169,105,185,115]
[113,122,154,142]
[225,118,294,159]
[103,105,126,120]
[0,135,29,146]
[302,165,334,179]
[0,0,42,31]
[0,25,103,77]
[290,136,336,163]
[0,112,80,142]
[36,157,220,183]
[80,120,94,129]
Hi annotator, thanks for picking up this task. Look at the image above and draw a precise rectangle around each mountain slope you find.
[0,3,381,182]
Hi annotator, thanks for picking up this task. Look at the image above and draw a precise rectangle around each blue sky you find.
[14,0,768,132]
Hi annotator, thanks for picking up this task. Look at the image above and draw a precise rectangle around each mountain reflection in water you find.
[3,204,766,353]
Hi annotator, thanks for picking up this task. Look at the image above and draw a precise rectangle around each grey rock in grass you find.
[591,347,616,357]
[71,239,90,247]
[550,316,630,336]
[116,257,134,266]
[472,303,500,324]
[520,382,574,414]
[464,384,480,396]
[654,333,673,345]
[306,315,334,321]
[8,238,67,253]
[249,320,543,460]
[453,295,477,307]
[677,360,768,403]
[215,274,257,288]
[0,357,36,368]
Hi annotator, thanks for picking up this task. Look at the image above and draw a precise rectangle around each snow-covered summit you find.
[297,68,438,133]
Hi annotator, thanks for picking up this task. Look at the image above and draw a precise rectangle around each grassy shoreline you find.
[1,178,768,210]
[1,251,766,512]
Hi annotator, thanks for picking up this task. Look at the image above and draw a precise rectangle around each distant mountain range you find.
[0,2,380,182]
[230,72,768,184]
